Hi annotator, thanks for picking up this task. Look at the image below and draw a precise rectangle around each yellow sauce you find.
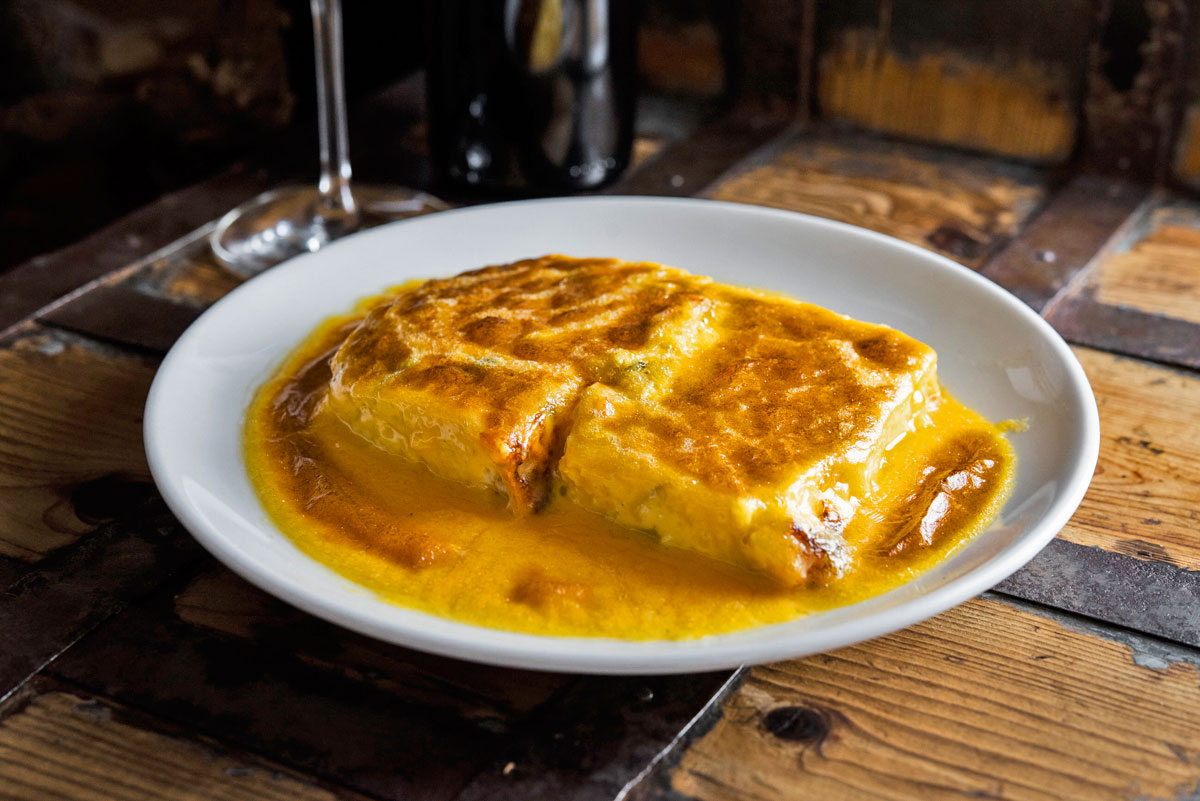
[245,309,1015,640]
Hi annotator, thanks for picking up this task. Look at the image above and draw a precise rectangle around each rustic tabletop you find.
[2,73,1199,801]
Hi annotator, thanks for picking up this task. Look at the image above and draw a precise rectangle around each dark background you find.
[0,0,730,273]
[0,0,424,271]
[2,0,1185,275]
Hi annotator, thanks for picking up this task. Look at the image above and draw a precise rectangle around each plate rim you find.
[144,195,1100,674]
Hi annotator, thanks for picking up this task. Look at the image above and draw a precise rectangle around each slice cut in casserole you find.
[326,256,714,513]
[557,286,939,585]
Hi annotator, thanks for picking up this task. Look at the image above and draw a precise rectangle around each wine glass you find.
[212,0,447,277]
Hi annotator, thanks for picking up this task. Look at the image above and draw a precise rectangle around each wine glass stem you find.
[311,0,356,217]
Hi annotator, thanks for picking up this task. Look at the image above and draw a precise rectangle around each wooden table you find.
[2,85,1199,801]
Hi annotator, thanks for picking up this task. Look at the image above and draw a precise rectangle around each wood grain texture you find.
[1056,347,1200,570]
[706,134,1045,268]
[648,596,1200,801]
[0,327,156,559]
[0,687,359,801]
[1088,206,1200,325]
[814,0,1089,162]
[0,329,192,697]
[451,670,738,801]
[818,33,1075,161]
[980,175,1147,312]
[52,565,734,801]
[49,572,505,801]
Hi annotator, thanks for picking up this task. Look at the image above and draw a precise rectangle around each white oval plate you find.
[145,197,1099,675]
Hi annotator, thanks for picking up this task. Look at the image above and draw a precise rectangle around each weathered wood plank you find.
[1083,200,1200,325]
[815,0,1089,162]
[0,516,196,702]
[1057,348,1200,570]
[706,132,1046,268]
[818,44,1075,161]
[0,683,366,801]
[50,566,736,801]
[980,176,1147,312]
[0,327,156,560]
[634,595,1200,801]
[998,537,1200,650]
[989,345,1200,648]
[1049,296,1200,371]
[31,222,218,352]
[47,571,504,801]
[0,325,200,698]
[41,284,203,354]
[0,169,268,336]
[1091,226,1200,324]
[1043,194,1200,368]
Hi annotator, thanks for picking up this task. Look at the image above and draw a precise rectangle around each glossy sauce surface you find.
[244,306,1015,640]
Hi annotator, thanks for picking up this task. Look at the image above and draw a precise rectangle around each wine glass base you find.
[212,185,448,278]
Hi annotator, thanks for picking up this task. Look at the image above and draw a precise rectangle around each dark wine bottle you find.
[426,0,638,193]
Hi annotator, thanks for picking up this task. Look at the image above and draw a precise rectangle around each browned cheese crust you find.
[328,256,713,512]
